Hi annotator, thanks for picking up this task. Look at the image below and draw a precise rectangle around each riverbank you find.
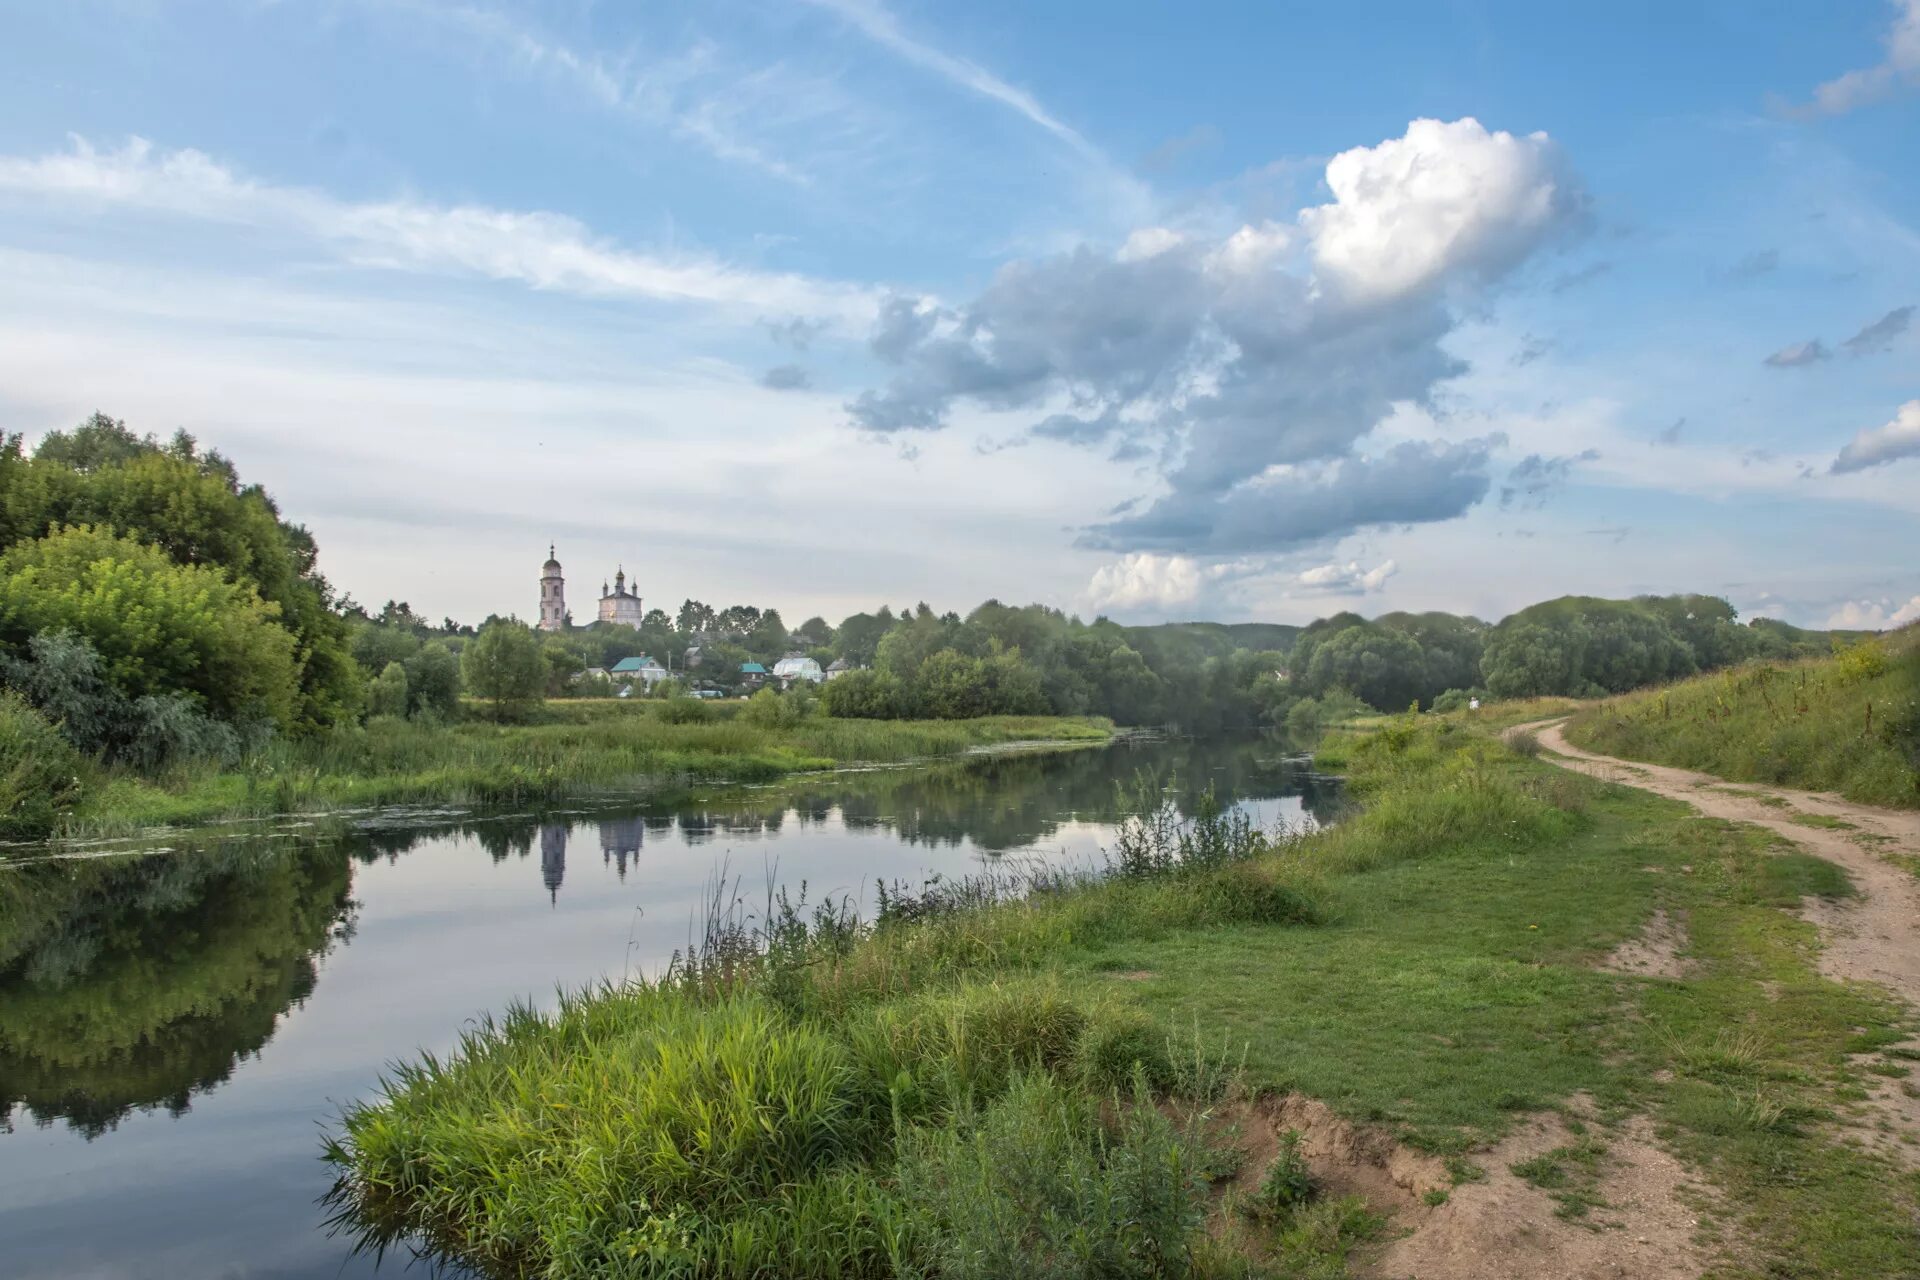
[325,711,1920,1277]
[1562,626,1918,808]
[28,705,1114,845]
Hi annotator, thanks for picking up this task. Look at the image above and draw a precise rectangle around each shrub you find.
[1247,1130,1317,1220]
[893,1072,1207,1280]
[0,691,82,840]
[366,662,409,719]
[403,642,461,719]
[460,621,545,722]
[0,525,300,727]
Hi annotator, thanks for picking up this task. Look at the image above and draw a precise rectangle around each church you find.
[537,547,646,631]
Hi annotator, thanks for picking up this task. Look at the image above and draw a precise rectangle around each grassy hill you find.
[1563,625,1920,808]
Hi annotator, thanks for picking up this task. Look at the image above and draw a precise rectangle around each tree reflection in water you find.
[0,733,1332,1140]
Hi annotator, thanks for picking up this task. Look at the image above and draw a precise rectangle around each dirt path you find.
[1527,719,1920,999]
[1527,718,1920,1170]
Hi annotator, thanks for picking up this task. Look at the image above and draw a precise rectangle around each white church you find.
[538,547,646,631]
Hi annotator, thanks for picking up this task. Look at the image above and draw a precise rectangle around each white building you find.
[598,568,645,629]
[538,546,566,632]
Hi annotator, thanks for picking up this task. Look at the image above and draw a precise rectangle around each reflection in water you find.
[0,734,1334,1278]
[0,846,356,1137]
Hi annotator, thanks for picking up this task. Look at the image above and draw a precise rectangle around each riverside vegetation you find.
[325,711,1920,1278]
[1,412,1870,845]
[1566,623,1920,808]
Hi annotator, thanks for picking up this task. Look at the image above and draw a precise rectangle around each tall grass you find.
[324,718,1587,1278]
[1564,626,1920,807]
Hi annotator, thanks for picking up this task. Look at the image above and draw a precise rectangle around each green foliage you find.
[367,662,409,719]
[1,416,359,731]
[1246,1130,1316,1220]
[895,1072,1207,1280]
[404,642,461,720]
[0,525,300,728]
[1565,627,1920,807]
[460,621,546,722]
[0,691,82,840]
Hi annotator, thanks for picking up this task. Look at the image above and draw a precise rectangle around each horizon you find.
[3,2,1917,631]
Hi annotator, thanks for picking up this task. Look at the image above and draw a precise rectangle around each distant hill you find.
[1124,621,1300,665]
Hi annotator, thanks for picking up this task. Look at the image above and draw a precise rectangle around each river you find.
[0,734,1339,1279]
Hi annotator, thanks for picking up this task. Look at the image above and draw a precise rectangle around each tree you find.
[832,608,895,667]
[350,624,420,674]
[367,662,409,718]
[676,599,716,634]
[404,642,461,720]
[746,609,789,660]
[1,416,360,730]
[461,621,545,721]
[1304,625,1427,711]
[0,525,300,727]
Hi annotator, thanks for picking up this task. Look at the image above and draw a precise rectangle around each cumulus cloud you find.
[1830,399,1920,473]
[1083,552,1204,611]
[0,136,878,321]
[1301,118,1582,300]
[1842,304,1914,354]
[1763,339,1830,368]
[847,117,1583,556]
[1826,595,1920,629]
[1795,0,1920,116]
[1294,558,1399,595]
[760,363,812,390]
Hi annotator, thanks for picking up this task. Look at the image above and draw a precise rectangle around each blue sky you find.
[0,1,1916,630]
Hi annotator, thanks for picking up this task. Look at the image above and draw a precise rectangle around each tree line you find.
[0,415,1876,818]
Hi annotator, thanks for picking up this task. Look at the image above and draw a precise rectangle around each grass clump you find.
[1564,626,1920,807]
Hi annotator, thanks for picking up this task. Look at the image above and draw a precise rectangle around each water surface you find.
[0,735,1338,1279]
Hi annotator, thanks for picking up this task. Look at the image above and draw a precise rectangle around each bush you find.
[366,662,409,719]
[0,691,82,840]
[404,642,461,719]
[0,525,301,727]
[893,1072,1207,1280]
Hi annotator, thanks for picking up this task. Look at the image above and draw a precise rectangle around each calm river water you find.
[0,735,1339,1279]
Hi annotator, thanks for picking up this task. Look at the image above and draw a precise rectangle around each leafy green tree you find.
[367,662,409,718]
[0,525,300,727]
[675,599,716,634]
[461,621,545,721]
[404,642,461,720]
[1304,625,1427,711]
[1,417,359,730]
[350,624,420,674]
[832,608,895,666]
[746,609,790,661]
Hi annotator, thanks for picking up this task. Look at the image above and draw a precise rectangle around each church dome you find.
[542,543,562,573]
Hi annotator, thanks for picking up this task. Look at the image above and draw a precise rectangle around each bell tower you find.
[538,545,566,632]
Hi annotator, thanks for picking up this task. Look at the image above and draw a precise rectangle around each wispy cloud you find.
[374,0,823,184]
[0,137,879,320]
[802,0,1094,158]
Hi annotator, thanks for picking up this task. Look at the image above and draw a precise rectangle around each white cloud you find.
[1831,399,1920,473]
[1084,553,1204,611]
[1800,0,1920,115]
[1826,595,1920,629]
[802,0,1095,158]
[1117,226,1188,262]
[1294,558,1399,594]
[0,137,879,320]
[1301,117,1580,300]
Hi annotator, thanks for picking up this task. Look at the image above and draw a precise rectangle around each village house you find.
[772,654,825,684]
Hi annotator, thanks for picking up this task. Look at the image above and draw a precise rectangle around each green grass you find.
[1563,626,1920,808]
[29,707,1111,843]
[325,715,1920,1279]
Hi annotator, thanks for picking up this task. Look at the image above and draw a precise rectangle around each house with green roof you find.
[609,655,668,688]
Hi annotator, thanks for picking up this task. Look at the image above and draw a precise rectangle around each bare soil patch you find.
[1599,908,1696,980]
[1369,1111,1709,1280]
